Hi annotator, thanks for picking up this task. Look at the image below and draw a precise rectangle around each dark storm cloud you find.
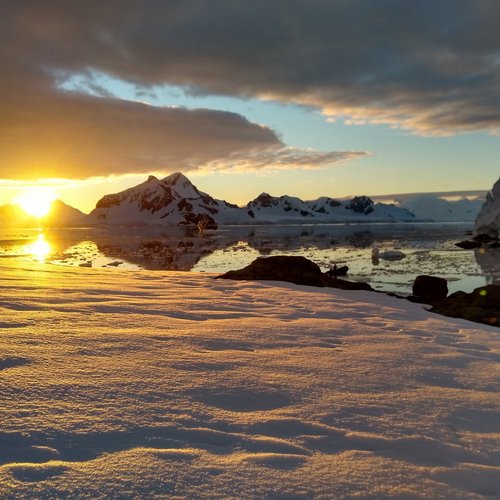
[7,0,499,133]
[0,90,282,179]
[2,1,497,179]
[0,1,368,179]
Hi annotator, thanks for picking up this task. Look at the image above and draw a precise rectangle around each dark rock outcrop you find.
[455,240,482,249]
[217,256,372,291]
[218,256,325,287]
[431,285,500,327]
[456,233,500,249]
[345,196,374,214]
[412,275,448,302]
[326,265,349,278]
[217,256,498,328]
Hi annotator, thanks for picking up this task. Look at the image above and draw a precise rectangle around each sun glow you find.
[16,189,57,218]
[25,234,52,262]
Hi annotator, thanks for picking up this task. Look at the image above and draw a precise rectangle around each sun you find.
[16,188,57,218]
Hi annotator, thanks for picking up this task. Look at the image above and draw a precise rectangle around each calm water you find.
[1,223,498,295]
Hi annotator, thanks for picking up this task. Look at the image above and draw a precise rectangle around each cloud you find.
[0,85,363,178]
[2,1,497,181]
[0,1,371,180]
[0,87,280,179]
[3,1,499,137]
[199,148,368,173]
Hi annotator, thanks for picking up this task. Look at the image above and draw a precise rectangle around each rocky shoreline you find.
[218,255,499,328]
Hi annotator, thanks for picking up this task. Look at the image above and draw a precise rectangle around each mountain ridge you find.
[88,172,415,227]
[0,173,485,228]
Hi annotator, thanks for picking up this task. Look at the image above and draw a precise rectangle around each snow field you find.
[0,261,498,498]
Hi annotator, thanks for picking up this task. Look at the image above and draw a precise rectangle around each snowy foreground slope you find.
[0,263,499,498]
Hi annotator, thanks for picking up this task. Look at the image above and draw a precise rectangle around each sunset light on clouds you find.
[0,0,499,211]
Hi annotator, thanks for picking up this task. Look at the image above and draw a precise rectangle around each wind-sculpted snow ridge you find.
[89,172,416,227]
[474,177,500,240]
[0,261,498,497]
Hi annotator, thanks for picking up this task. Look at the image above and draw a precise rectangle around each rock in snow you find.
[412,275,449,302]
[431,284,500,327]
[474,176,500,240]
[218,255,373,290]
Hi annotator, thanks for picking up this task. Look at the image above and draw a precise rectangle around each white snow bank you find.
[0,261,498,498]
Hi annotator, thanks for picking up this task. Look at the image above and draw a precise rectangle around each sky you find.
[1,0,499,213]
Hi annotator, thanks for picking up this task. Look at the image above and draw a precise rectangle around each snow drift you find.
[0,261,498,497]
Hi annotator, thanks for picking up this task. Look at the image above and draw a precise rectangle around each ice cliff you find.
[474,177,500,239]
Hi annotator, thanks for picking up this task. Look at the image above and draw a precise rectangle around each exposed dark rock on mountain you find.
[345,196,374,214]
[245,191,414,223]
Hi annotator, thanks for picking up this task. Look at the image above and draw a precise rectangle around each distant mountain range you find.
[373,192,485,222]
[0,173,487,228]
[87,173,415,226]
[0,199,87,228]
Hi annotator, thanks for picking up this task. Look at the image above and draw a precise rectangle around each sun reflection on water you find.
[25,234,52,262]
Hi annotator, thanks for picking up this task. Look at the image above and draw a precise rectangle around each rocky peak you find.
[161,172,201,199]
[345,196,374,214]
[251,193,275,208]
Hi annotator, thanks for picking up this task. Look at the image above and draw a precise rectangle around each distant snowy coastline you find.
[0,172,485,228]
[88,173,416,227]
[373,191,485,223]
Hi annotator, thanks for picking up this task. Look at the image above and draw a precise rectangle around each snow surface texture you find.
[0,261,499,498]
[474,177,500,239]
[89,172,415,227]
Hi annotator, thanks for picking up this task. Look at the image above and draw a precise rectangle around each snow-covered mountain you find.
[90,174,415,227]
[396,194,482,222]
[0,200,87,227]
[246,193,415,223]
[0,203,36,227]
[41,200,88,227]
[474,177,500,239]
[89,173,243,227]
